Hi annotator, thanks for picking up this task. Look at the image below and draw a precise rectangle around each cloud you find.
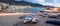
[45,0,54,3]
[53,3,60,7]
[38,0,45,3]
[40,2,53,6]
[54,0,58,3]
[39,0,60,7]
[25,0,60,7]
[57,0,60,3]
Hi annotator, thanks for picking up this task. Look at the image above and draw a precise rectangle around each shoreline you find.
[0,13,36,16]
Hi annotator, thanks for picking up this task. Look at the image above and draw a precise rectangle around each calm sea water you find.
[11,7,47,13]
[24,7,47,13]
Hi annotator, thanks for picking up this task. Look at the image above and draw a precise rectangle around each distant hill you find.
[10,1,45,7]
[0,0,54,7]
[44,5,55,8]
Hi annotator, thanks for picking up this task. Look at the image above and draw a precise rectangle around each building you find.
[49,8,60,12]
[42,8,60,13]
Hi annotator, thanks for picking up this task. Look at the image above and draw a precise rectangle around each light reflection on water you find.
[12,7,47,13]
[24,7,47,13]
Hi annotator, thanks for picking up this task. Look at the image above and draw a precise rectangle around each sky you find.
[15,0,60,7]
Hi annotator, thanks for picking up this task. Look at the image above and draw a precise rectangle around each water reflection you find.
[11,7,47,13]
